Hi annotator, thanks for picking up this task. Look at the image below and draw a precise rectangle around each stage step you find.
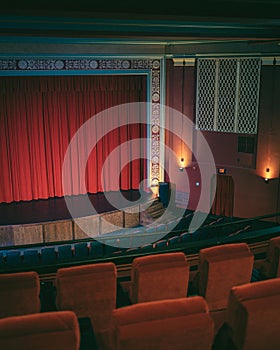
[140,199,166,226]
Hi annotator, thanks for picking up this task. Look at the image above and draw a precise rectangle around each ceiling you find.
[2,0,280,19]
[0,1,280,58]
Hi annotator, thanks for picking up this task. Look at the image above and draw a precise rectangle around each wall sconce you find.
[264,168,270,184]
[179,157,184,172]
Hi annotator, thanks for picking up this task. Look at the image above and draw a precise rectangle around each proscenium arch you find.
[0,55,166,188]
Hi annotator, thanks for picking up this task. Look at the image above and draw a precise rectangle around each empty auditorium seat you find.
[214,278,280,350]
[110,296,214,350]
[178,213,193,231]
[5,249,22,268]
[154,239,167,249]
[124,246,140,255]
[140,243,154,251]
[196,243,254,334]
[180,231,192,243]
[258,236,280,279]
[128,252,190,304]
[228,225,251,238]
[57,244,73,262]
[40,246,57,265]
[73,241,89,259]
[197,243,254,309]
[55,262,117,349]
[89,240,104,258]
[0,271,41,318]
[23,248,40,267]
[0,310,80,350]
[167,235,180,245]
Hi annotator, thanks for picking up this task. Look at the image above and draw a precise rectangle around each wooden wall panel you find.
[0,226,14,247]
[73,215,100,239]
[13,224,43,246]
[100,211,123,234]
[43,220,73,243]
[123,206,140,228]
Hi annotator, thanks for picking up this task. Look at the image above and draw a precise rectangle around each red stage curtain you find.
[0,75,146,203]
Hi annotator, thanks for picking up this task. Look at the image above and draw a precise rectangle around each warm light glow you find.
[179,157,186,171]
[177,152,191,169]
[263,167,272,179]
[257,163,279,180]
[150,184,159,197]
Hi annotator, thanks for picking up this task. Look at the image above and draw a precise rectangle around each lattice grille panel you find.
[237,59,261,134]
[196,59,216,131]
[196,58,261,134]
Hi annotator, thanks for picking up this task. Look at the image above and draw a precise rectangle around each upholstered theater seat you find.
[23,248,41,267]
[196,243,254,333]
[128,252,190,304]
[40,246,57,265]
[0,271,41,318]
[214,278,280,350]
[5,250,22,268]
[110,296,214,350]
[55,262,116,349]
[0,310,80,350]
[73,241,89,260]
[259,235,280,279]
[57,244,73,262]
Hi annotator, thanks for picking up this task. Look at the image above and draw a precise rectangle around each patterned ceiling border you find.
[0,56,164,187]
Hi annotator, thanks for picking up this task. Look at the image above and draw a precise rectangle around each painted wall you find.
[165,59,280,220]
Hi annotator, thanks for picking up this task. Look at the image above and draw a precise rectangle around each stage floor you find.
[0,190,142,226]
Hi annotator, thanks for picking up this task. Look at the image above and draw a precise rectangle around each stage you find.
[0,190,143,226]
[0,190,152,247]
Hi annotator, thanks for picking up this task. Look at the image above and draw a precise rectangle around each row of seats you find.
[1,238,279,320]
[0,276,279,349]
[120,242,256,335]
[0,221,255,269]
[0,211,234,267]
[0,296,214,350]
[0,241,105,268]
[0,238,279,348]
[112,278,280,350]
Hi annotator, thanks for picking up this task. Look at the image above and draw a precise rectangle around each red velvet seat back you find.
[260,236,280,279]
[56,262,116,341]
[111,296,214,350]
[0,271,40,318]
[198,243,254,310]
[0,310,80,350]
[226,278,280,350]
[130,252,190,303]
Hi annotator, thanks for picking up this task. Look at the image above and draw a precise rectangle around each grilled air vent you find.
[196,58,261,134]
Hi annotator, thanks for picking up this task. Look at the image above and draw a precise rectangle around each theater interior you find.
[0,1,280,349]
